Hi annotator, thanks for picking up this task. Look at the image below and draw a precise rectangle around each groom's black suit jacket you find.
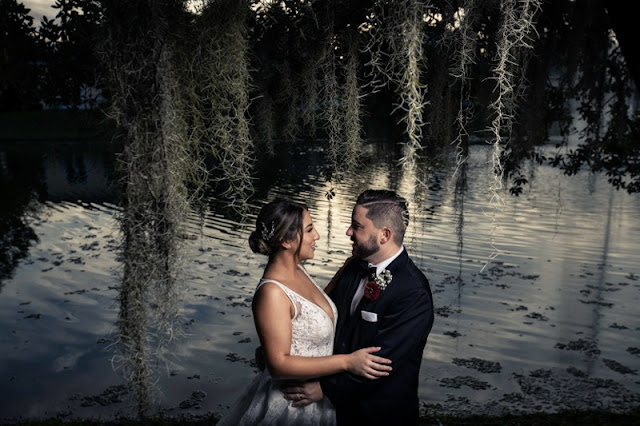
[321,248,434,426]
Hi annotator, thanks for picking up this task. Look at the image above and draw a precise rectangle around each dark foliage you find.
[0,0,42,111]
[37,0,104,109]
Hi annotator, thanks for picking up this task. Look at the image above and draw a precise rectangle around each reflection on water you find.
[0,142,118,286]
[0,187,39,288]
[0,139,639,420]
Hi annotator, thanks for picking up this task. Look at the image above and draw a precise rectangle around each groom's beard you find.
[352,234,379,260]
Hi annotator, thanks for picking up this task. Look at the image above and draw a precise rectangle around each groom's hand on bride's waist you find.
[281,379,323,407]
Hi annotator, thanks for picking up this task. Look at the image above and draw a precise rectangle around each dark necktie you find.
[356,260,376,280]
[365,266,377,281]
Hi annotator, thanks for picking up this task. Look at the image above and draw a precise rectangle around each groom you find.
[285,189,434,425]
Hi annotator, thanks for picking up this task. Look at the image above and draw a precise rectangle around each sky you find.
[22,0,56,25]
[22,0,202,25]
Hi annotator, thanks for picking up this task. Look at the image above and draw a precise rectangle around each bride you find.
[217,199,392,425]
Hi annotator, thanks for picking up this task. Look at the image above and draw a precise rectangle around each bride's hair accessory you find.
[261,221,276,242]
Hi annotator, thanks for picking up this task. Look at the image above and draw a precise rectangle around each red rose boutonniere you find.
[363,269,392,301]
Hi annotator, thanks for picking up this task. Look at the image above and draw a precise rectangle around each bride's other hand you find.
[347,346,392,379]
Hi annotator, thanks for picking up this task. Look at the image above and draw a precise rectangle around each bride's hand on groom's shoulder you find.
[324,256,355,294]
[342,255,355,266]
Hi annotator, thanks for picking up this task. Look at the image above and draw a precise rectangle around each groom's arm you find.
[320,283,433,404]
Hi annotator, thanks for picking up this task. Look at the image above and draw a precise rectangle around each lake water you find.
[1,136,639,421]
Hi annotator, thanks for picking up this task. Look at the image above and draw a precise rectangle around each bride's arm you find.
[253,282,392,380]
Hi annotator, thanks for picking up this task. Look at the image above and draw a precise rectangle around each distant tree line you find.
[1,0,103,110]
[1,0,638,194]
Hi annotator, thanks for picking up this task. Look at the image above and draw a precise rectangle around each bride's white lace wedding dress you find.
[217,268,338,426]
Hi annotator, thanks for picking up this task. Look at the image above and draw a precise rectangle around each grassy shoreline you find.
[6,408,640,426]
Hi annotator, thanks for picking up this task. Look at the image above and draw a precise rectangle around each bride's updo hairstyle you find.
[249,199,309,257]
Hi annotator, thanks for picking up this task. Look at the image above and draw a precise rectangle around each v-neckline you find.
[260,265,335,324]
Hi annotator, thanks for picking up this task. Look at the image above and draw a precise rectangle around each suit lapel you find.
[334,263,365,334]
[354,250,409,313]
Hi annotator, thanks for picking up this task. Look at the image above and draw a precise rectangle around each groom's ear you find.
[379,227,392,244]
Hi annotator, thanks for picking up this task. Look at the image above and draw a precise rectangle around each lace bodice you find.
[257,266,337,357]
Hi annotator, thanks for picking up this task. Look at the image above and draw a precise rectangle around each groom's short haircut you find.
[356,189,409,245]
